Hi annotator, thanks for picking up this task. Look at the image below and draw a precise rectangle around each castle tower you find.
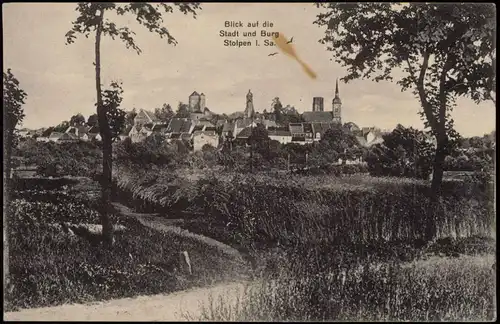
[188,91,201,112]
[332,79,342,123]
[312,97,324,112]
[199,93,206,111]
[244,90,255,119]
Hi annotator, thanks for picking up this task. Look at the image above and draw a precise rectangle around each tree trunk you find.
[95,8,114,246]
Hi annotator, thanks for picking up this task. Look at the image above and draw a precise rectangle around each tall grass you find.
[114,167,495,247]
[189,254,496,322]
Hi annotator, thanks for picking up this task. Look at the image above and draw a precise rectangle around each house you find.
[49,132,79,143]
[65,125,89,140]
[233,119,257,137]
[302,111,336,123]
[36,136,50,142]
[303,123,314,143]
[311,122,336,141]
[150,123,170,136]
[289,123,307,144]
[193,130,219,151]
[344,122,361,132]
[18,128,31,138]
[234,126,253,145]
[195,119,216,128]
[260,119,279,129]
[129,124,153,143]
[87,133,102,142]
[166,118,195,137]
[355,127,384,147]
[268,128,293,145]
[134,109,159,126]
[222,121,235,139]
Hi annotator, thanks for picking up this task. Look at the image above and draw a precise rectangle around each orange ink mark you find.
[272,32,317,80]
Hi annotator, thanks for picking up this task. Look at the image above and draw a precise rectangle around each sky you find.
[3,2,495,137]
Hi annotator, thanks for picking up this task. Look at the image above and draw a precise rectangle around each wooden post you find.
[287,153,290,172]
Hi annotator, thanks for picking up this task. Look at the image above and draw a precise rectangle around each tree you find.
[65,2,201,245]
[3,68,27,295]
[314,125,361,164]
[87,113,99,127]
[314,3,495,198]
[70,113,86,126]
[248,124,271,155]
[272,97,284,125]
[365,124,435,179]
[155,103,174,122]
[53,120,70,133]
[125,108,137,127]
[175,101,190,118]
[102,82,126,141]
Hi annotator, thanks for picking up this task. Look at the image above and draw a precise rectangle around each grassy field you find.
[114,167,494,247]
[6,177,248,312]
[189,254,496,321]
[8,167,495,321]
[114,167,496,321]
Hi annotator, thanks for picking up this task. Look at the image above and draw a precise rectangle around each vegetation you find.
[190,253,495,321]
[5,178,247,311]
[114,169,494,249]
[175,102,191,118]
[155,103,175,122]
[366,124,435,179]
[314,3,496,199]
[65,2,201,244]
[3,68,27,294]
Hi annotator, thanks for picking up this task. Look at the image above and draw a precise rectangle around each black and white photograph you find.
[3,2,496,321]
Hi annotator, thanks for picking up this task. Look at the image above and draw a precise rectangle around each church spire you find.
[332,78,342,124]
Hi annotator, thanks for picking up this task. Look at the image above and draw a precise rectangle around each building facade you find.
[312,97,324,112]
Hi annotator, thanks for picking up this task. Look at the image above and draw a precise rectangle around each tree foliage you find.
[65,3,201,52]
[175,102,190,118]
[272,97,284,125]
[155,103,174,122]
[87,113,99,127]
[314,3,496,193]
[3,69,27,151]
[310,125,362,165]
[365,125,435,180]
[70,113,86,126]
[3,68,27,293]
[101,81,126,141]
[53,121,70,133]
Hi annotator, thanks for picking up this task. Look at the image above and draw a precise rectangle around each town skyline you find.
[3,3,495,137]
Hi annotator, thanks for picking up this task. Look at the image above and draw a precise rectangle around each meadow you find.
[114,166,496,321]
[7,160,495,320]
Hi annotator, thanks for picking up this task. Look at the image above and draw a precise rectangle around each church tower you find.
[332,79,342,123]
[244,89,255,119]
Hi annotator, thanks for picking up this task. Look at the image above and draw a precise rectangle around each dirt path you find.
[111,202,244,261]
[4,281,254,321]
